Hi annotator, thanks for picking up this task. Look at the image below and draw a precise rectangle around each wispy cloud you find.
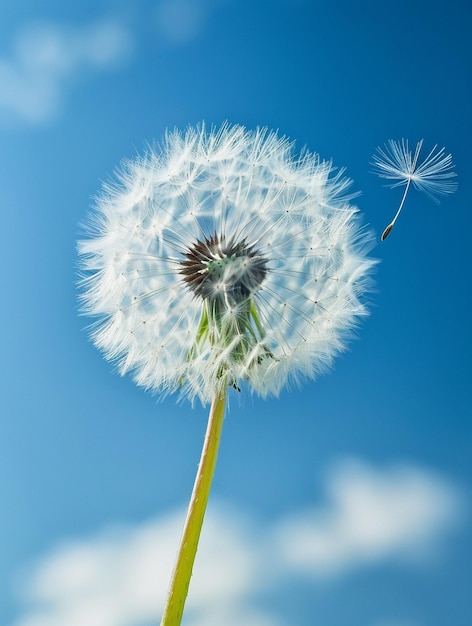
[0,3,226,126]
[11,506,278,626]
[10,459,463,626]
[155,0,226,45]
[274,458,462,577]
[0,20,132,125]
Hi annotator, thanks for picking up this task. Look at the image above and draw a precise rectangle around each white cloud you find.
[10,459,463,626]
[156,0,207,44]
[11,505,279,626]
[155,0,226,44]
[0,20,132,124]
[274,458,463,577]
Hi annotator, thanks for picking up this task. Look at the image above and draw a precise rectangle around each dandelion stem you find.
[391,178,411,227]
[381,178,411,240]
[160,388,227,626]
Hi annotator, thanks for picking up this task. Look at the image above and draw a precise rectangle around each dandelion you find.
[78,123,375,626]
[372,139,457,240]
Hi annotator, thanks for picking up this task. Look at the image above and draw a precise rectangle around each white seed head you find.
[78,123,375,404]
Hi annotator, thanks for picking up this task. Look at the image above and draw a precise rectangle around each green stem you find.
[160,388,227,626]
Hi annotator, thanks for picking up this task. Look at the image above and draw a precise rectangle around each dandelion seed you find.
[372,139,457,240]
[78,122,376,626]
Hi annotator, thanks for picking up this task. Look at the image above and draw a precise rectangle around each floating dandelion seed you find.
[78,123,375,626]
[372,139,457,240]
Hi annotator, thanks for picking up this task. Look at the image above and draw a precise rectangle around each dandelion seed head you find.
[79,123,375,404]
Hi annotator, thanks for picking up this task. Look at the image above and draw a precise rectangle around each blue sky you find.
[1,1,471,625]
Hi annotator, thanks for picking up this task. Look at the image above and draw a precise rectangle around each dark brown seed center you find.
[179,234,267,302]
